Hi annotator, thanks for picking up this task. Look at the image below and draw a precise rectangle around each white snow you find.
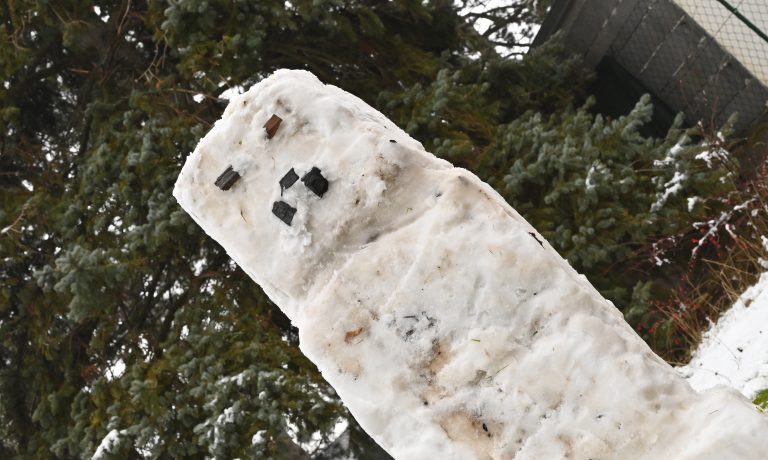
[206,404,239,454]
[252,430,267,446]
[679,272,768,401]
[691,200,754,258]
[584,162,605,192]
[92,5,109,23]
[217,370,249,386]
[174,69,768,459]
[105,358,125,381]
[687,196,699,213]
[695,147,728,168]
[92,429,121,459]
[651,170,686,212]
[653,137,685,167]
[219,85,246,101]
[651,139,693,212]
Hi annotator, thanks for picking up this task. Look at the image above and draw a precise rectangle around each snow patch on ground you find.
[679,272,768,400]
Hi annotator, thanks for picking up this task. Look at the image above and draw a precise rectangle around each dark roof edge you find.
[532,0,576,47]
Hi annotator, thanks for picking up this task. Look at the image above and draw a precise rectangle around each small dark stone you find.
[302,167,329,197]
[279,168,299,192]
[214,166,241,191]
[389,139,397,143]
[482,423,488,432]
[264,114,282,139]
[272,201,296,226]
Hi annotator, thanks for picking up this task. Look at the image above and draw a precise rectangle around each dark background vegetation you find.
[1,0,766,458]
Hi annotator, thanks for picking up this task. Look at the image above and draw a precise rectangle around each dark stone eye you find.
[272,165,328,227]
[279,168,299,192]
[272,201,297,225]
[301,167,328,197]
[214,166,240,191]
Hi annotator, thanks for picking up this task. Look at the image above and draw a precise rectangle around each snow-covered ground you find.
[679,271,768,400]
[174,69,768,459]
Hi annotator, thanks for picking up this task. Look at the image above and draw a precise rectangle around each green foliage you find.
[502,97,716,265]
[482,95,737,325]
[381,37,587,167]
[755,389,768,411]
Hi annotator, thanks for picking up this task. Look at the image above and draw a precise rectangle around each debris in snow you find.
[174,69,768,459]
[301,167,329,198]
[280,168,300,193]
[263,114,282,139]
[214,166,241,191]
[679,272,768,401]
[272,201,297,226]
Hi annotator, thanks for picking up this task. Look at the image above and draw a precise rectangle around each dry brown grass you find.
[652,137,768,364]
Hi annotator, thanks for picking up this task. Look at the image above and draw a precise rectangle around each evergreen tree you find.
[484,96,736,320]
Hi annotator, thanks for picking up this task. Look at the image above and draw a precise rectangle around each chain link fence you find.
[536,0,768,134]
[607,0,768,133]
[677,0,767,83]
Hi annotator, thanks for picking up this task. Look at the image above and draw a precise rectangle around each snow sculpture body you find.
[174,70,768,459]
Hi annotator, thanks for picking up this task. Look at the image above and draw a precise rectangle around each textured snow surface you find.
[679,272,768,400]
[174,69,768,459]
